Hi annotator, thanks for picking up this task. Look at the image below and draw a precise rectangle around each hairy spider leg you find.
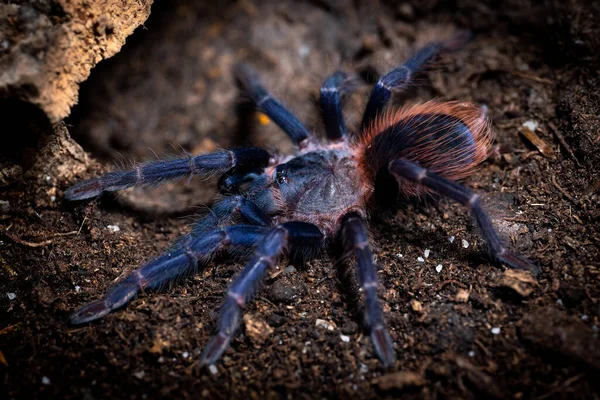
[360,32,472,132]
[70,196,272,324]
[65,148,271,200]
[320,71,349,141]
[389,159,539,276]
[200,221,323,366]
[235,63,311,146]
[341,212,396,366]
[360,43,442,131]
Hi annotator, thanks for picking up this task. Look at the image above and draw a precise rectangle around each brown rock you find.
[0,1,153,123]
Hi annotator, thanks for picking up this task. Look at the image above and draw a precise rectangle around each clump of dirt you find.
[2,0,599,399]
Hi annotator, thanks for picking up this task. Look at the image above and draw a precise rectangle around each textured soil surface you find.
[2,0,600,399]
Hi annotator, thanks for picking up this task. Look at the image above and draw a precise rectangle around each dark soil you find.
[2,0,599,399]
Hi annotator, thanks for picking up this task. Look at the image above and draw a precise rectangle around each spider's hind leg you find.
[360,32,471,132]
[389,159,539,275]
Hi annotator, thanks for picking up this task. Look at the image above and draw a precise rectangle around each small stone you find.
[435,264,443,273]
[340,334,350,343]
[282,265,296,276]
[581,315,589,321]
[107,225,120,232]
[243,314,274,345]
[455,289,470,303]
[182,351,189,359]
[208,365,218,375]
[449,236,455,243]
[74,286,81,293]
[468,350,475,357]
[0,200,10,214]
[417,256,425,263]
[7,292,16,300]
[491,327,501,335]
[134,371,145,379]
[315,319,335,331]
[396,253,403,259]
[522,120,539,131]
[42,376,51,385]
[462,239,469,248]
[410,299,423,313]
[424,249,431,258]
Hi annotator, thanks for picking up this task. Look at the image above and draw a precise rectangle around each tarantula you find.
[66,36,538,367]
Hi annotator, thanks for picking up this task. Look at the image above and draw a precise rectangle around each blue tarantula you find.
[66,36,538,367]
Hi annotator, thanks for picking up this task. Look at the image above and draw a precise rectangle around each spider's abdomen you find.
[357,101,492,197]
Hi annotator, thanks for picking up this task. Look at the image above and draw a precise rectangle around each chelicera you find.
[66,34,538,367]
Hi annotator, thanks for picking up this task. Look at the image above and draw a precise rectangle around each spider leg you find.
[70,196,272,324]
[235,63,311,147]
[320,71,349,141]
[200,221,323,366]
[65,147,271,200]
[360,32,471,132]
[389,159,539,276]
[341,212,396,366]
[360,43,442,131]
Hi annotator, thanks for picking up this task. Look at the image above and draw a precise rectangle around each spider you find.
[66,34,538,367]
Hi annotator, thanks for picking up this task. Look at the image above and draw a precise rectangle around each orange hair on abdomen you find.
[356,101,493,197]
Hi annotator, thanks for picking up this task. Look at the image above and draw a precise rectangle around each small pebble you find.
[282,265,296,276]
[107,225,120,232]
[448,236,455,243]
[359,363,368,374]
[462,239,469,248]
[315,319,334,331]
[491,327,501,335]
[396,253,403,259]
[134,371,145,379]
[7,292,16,300]
[581,315,589,321]
[417,256,425,263]
[182,351,189,359]
[74,286,81,293]
[42,376,51,385]
[208,365,218,375]
[340,334,350,343]
[468,350,475,357]
[522,120,539,131]
[435,264,443,273]
[424,249,431,258]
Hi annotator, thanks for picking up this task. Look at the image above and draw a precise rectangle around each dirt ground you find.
[2,0,600,399]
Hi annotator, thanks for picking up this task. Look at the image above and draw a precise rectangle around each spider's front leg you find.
[65,147,271,200]
[235,64,312,147]
[341,212,396,366]
[70,196,271,324]
[200,221,323,366]
[389,159,539,276]
[320,71,350,141]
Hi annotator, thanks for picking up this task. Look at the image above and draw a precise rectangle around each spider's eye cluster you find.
[276,170,288,185]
